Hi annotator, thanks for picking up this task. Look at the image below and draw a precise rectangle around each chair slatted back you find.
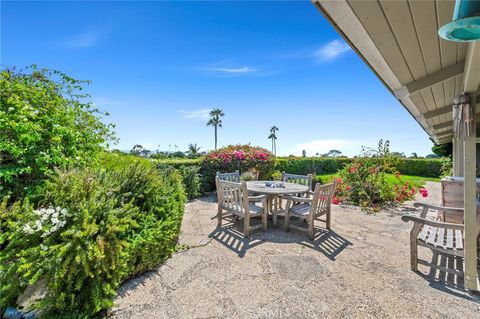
[215,177,248,214]
[216,170,240,183]
[311,181,336,217]
[281,172,313,190]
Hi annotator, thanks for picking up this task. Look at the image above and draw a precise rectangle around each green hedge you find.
[275,157,445,178]
[275,157,353,175]
[0,154,186,317]
[153,158,201,169]
[154,157,446,190]
[395,158,444,178]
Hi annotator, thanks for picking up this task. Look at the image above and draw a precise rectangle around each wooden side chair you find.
[281,172,313,191]
[284,181,336,240]
[401,202,480,275]
[216,170,240,183]
[276,172,313,212]
[215,177,268,237]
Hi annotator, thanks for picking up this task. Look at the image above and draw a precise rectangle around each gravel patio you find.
[111,182,480,318]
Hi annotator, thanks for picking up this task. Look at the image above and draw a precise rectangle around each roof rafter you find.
[423,97,480,120]
[394,62,465,99]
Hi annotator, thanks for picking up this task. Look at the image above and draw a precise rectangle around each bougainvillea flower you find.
[332,196,340,205]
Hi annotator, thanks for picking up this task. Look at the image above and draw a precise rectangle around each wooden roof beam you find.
[394,62,464,99]
[432,121,480,133]
[423,97,480,120]
[437,137,453,145]
[432,122,452,131]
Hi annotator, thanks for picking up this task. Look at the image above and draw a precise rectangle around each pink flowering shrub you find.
[333,140,426,210]
[201,144,275,191]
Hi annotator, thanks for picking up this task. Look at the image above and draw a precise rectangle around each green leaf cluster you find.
[0,155,186,317]
[0,66,115,200]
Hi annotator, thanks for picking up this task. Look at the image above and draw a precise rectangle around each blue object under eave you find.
[438,0,480,42]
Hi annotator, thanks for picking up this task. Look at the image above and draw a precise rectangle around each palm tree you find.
[207,108,225,150]
[188,143,201,158]
[268,126,279,155]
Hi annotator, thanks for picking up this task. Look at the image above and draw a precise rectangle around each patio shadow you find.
[417,253,480,301]
[208,218,264,258]
[209,215,352,260]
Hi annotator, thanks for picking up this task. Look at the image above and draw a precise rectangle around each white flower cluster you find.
[23,206,70,237]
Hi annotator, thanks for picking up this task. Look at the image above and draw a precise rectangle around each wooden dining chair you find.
[281,172,313,191]
[216,170,240,183]
[284,181,336,240]
[277,172,314,212]
[215,177,268,237]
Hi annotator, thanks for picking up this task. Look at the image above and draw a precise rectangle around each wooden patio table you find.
[246,181,309,228]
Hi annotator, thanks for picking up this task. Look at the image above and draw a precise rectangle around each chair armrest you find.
[248,195,268,202]
[401,215,464,230]
[413,202,464,214]
[285,195,312,203]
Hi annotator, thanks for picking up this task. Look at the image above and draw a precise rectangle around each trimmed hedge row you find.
[274,157,353,175]
[152,158,201,169]
[274,157,445,178]
[154,157,446,195]
[395,158,444,178]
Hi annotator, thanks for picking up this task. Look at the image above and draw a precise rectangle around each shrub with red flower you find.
[332,139,424,210]
[201,144,275,191]
[419,188,429,198]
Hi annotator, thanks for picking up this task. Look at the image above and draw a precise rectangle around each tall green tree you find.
[0,66,115,200]
[268,126,279,155]
[206,108,225,150]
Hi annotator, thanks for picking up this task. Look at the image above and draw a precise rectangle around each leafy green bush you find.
[275,157,445,178]
[201,145,275,191]
[334,141,418,209]
[0,157,185,317]
[275,157,353,175]
[395,158,444,177]
[0,66,114,201]
[154,158,201,169]
[177,165,202,200]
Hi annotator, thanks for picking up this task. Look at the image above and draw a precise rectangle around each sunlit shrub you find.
[201,145,275,191]
[0,158,185,317]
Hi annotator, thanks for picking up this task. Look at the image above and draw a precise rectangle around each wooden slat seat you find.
[417,224,465,257]
[221,203,264,216]
[402,202,480,275]
[289,203,311,216]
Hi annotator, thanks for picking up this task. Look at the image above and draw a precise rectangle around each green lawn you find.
[316,173,440,187]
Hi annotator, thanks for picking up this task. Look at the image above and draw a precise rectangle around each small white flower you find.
[34,220,43,231]
[23,224,34,235]
[61,208,68,216]
[46,207,55,215]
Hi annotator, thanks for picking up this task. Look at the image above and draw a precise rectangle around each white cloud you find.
[314,39,351,62]
[204,66,258,75]
[180,109,211,119]
[57,28,104,49]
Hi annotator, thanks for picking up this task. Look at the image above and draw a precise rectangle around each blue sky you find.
[2,1,434,157]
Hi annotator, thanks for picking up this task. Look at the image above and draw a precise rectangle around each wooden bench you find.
[402,202,480,276]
